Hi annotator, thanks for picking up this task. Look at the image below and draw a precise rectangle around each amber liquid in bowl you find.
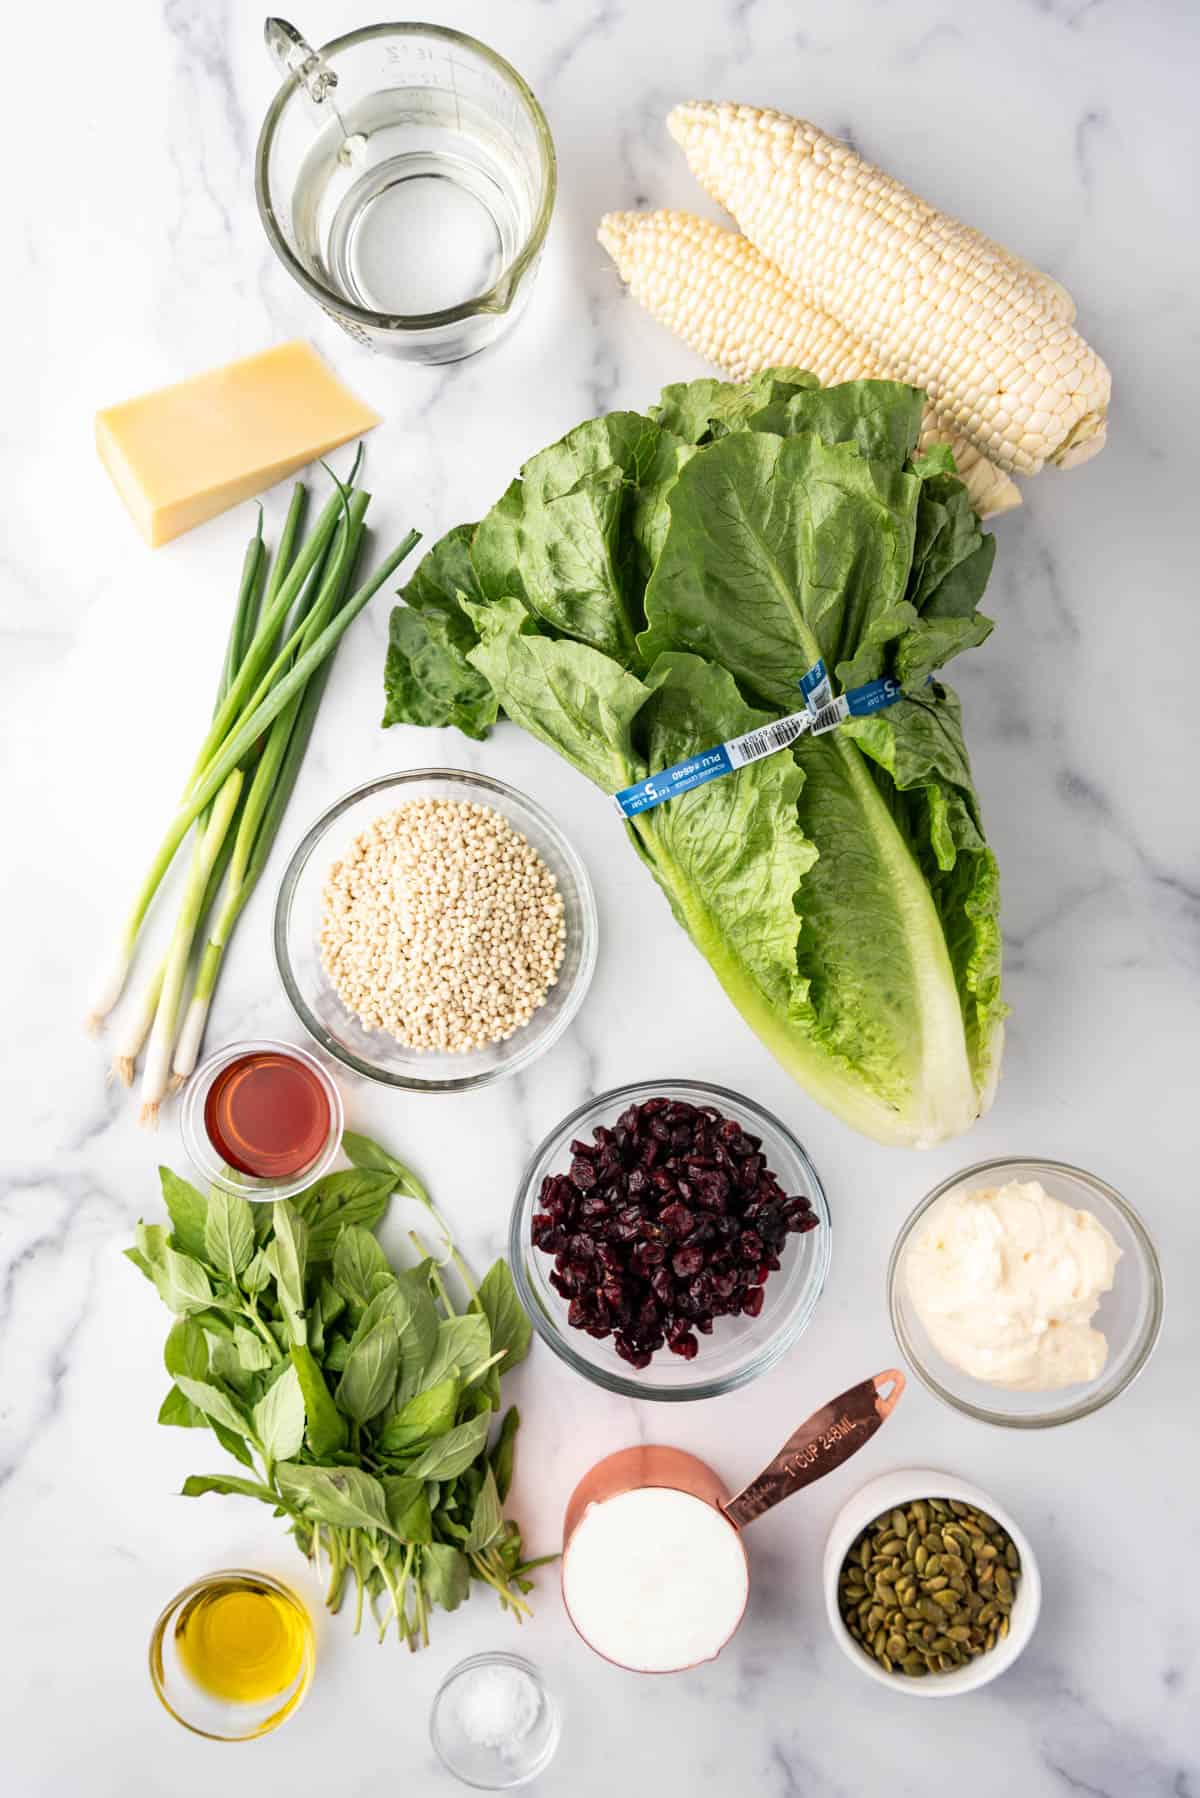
[203,1049,331,1179]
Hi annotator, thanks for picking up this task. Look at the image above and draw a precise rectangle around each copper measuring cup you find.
[562,1368,905,1671]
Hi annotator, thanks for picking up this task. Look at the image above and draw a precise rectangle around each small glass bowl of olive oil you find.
[149,1570,315,1740]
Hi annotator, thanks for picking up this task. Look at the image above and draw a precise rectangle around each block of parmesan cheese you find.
[95,340,380,546]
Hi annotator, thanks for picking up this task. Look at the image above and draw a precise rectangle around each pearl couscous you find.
[320,799,566,1053]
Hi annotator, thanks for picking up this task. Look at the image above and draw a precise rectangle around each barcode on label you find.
[809,698,848,736]
[727,712,812,768]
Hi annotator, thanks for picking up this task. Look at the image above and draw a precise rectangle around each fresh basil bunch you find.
[126,1131,549,1647]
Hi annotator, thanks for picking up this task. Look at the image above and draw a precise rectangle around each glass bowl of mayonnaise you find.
[888,1158,1162,1428]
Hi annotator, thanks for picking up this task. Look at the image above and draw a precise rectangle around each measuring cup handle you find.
[721,1369,905,1530]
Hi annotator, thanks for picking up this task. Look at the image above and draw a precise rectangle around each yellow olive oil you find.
[174,1576,309,1705]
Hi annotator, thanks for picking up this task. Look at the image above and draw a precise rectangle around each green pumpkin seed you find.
[838,1498,1021,1680]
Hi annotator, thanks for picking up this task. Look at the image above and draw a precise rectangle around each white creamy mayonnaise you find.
[905,1179,1121,1391]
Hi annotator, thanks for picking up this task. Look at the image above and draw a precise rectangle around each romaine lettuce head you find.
[382,373,1005,1147]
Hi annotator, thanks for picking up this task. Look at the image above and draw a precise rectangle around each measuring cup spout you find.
[722,1368,905,1530]
[264,18,338,104]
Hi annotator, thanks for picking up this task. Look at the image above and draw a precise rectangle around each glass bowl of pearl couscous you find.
[274,770,598,1092]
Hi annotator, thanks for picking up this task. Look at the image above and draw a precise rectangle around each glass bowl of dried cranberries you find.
[510,1080,831,1400]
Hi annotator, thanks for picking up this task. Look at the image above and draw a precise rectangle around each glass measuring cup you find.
[561,1369,905,1672]
[255,19,556,362]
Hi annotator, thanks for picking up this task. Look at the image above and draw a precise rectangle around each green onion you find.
[139,768,245,1123]
[170,526,368,1084]
[85,457,420,1107]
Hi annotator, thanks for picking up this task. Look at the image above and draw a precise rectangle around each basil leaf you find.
[124,1247,155,1283]
[381,1475,432,1544]
[290,1344,348,1458]
[157,1386,204,1428]
[181,1473,291,1510]
[411,1315,491,1396]
[212,1420,256,1468]
[490,1406,520,1502]
[349,1278,438,1396]
[241,1247,273,1294]
[377,1376,460,1455]
[252,1363,306,1462]
[172,1376,254,1441]
[422,1543,469,1612]
[275,1463,396,1537]
[340,1133,431,1205]
[463,1466,503,1551]
[332,1225,391,1311]
[472,1261,531,1368]
[204,1188,255,1280]
[458,1380,496,1421]
[207,1335,258,1393]
[163,1318,209,1381]
[268,1203,308,1344]
[405,1414,491,1481]
[293,1168,396,1261]
[159,1168,209,1260]
[151,1248,215,1317]
[337,1318,400,1424]
[135,1220,169,1266]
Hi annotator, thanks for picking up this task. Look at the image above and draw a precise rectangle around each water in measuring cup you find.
[290,88,534,317]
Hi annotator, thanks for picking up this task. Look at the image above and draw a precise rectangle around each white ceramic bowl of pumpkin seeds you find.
[823,1469,1041,1696]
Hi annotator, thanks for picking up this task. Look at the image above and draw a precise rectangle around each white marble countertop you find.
[5,0,1198,1792]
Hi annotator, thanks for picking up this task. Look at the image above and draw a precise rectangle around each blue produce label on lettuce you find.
[810,675,906,735]
[613,710,813,819]
[799,658,834,715]
[846,675,903,715]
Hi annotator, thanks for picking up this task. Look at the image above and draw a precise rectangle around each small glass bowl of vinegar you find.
[149,1569,315,1741]
[180,1037,343,1202]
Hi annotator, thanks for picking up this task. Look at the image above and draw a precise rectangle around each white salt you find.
[453,1663,541,1759]
[562,1486,749,1672]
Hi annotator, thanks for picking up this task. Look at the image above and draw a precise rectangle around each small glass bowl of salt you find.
[430,1652,560,1789]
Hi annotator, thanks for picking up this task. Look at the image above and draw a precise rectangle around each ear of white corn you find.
[598,208,1021,518]
[668,102,1110,477]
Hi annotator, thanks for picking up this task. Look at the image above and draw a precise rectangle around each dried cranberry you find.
[614,1335,652,1369]
[650,1267,675,1305]
[532,1094,819,1370]
[659,1202,694,1240]
[738,1230,764,1263]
